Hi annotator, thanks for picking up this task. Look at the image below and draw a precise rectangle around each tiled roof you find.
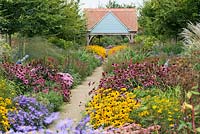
[84,8,138,32]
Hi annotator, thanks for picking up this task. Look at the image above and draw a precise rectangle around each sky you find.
[79,0,144,9]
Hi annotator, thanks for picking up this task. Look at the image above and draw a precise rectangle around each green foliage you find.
[134,35,157,52]
[0,76,17,99]
[139,0,200,39]
[152,41,184,55]
[178,87,200,133]
[28,91,64,112]
[130,87,182,133]
[91,36,126,47]
[0,0,86,46]
[48,37,73,49]
[105,0,135,8]
[70,71,82,87]
[0,41,12,62]
[21,37,65,63]
[62,49,101,80]
[103,47,147,73]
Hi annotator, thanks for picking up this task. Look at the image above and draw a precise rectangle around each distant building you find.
[84,8,138,45]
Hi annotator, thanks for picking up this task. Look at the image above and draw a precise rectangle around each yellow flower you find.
[152,105,157,109]
[139,110,149,117]
[0,97,15,132]
[168,118,173,121]
[107,45,127,56]
[86,45,106,58]
[157,109,162,113]
[86,88,139,128]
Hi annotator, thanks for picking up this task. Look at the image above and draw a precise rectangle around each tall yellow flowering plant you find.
[129,88,182,133]
[0,97,15,132]
[85,45,106,59]
[107,45,127,56]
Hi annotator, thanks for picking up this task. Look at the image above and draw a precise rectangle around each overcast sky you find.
[80,0,144,9]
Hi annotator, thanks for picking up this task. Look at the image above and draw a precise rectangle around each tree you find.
[139,0,200,40]
[0,0,86,46]
[105,0,135,8]
[0,0,23,45]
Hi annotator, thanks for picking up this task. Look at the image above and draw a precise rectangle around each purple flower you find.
[44,112,60,125]
[56,119,74,131]
[8,96,54,132]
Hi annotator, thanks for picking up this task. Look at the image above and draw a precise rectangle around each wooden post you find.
[130,33,134,44]
[86,33,90,45]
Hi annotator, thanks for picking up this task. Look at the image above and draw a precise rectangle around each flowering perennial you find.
[86,45,106,59]
[2,62,73,101]
[0,97,15,132]
[107,45,127,56]
[8,96,58,132]
[86,88,140,129]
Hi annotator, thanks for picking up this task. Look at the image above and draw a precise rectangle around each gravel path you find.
[49,66,103,130]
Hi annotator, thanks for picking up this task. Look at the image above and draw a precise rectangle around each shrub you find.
[34,91,64,112]
[152,42,184,55]
[48,37,73,49]
[134,35,157,52]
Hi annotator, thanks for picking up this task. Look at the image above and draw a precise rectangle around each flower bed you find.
[85,45,106,59]
[2,62,72,101]
[107,45,127,56]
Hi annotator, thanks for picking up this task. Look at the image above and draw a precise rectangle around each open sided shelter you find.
[84,8,138,45]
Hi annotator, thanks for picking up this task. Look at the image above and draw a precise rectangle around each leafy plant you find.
[134,35,157,52]
[0,77,17,99]
[0,41,13,62]
[101,61,168,91]
[130,88,182,133]
[62,49,100,80]
[103,47,146,73]
[178,88,200,134]
[29,91,64,112]
[48,37,73,49]
[152,42,184,55]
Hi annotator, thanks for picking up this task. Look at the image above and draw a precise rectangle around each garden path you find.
[49,66,103,130]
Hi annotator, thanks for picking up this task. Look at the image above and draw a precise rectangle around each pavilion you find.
[84,8,138,45]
